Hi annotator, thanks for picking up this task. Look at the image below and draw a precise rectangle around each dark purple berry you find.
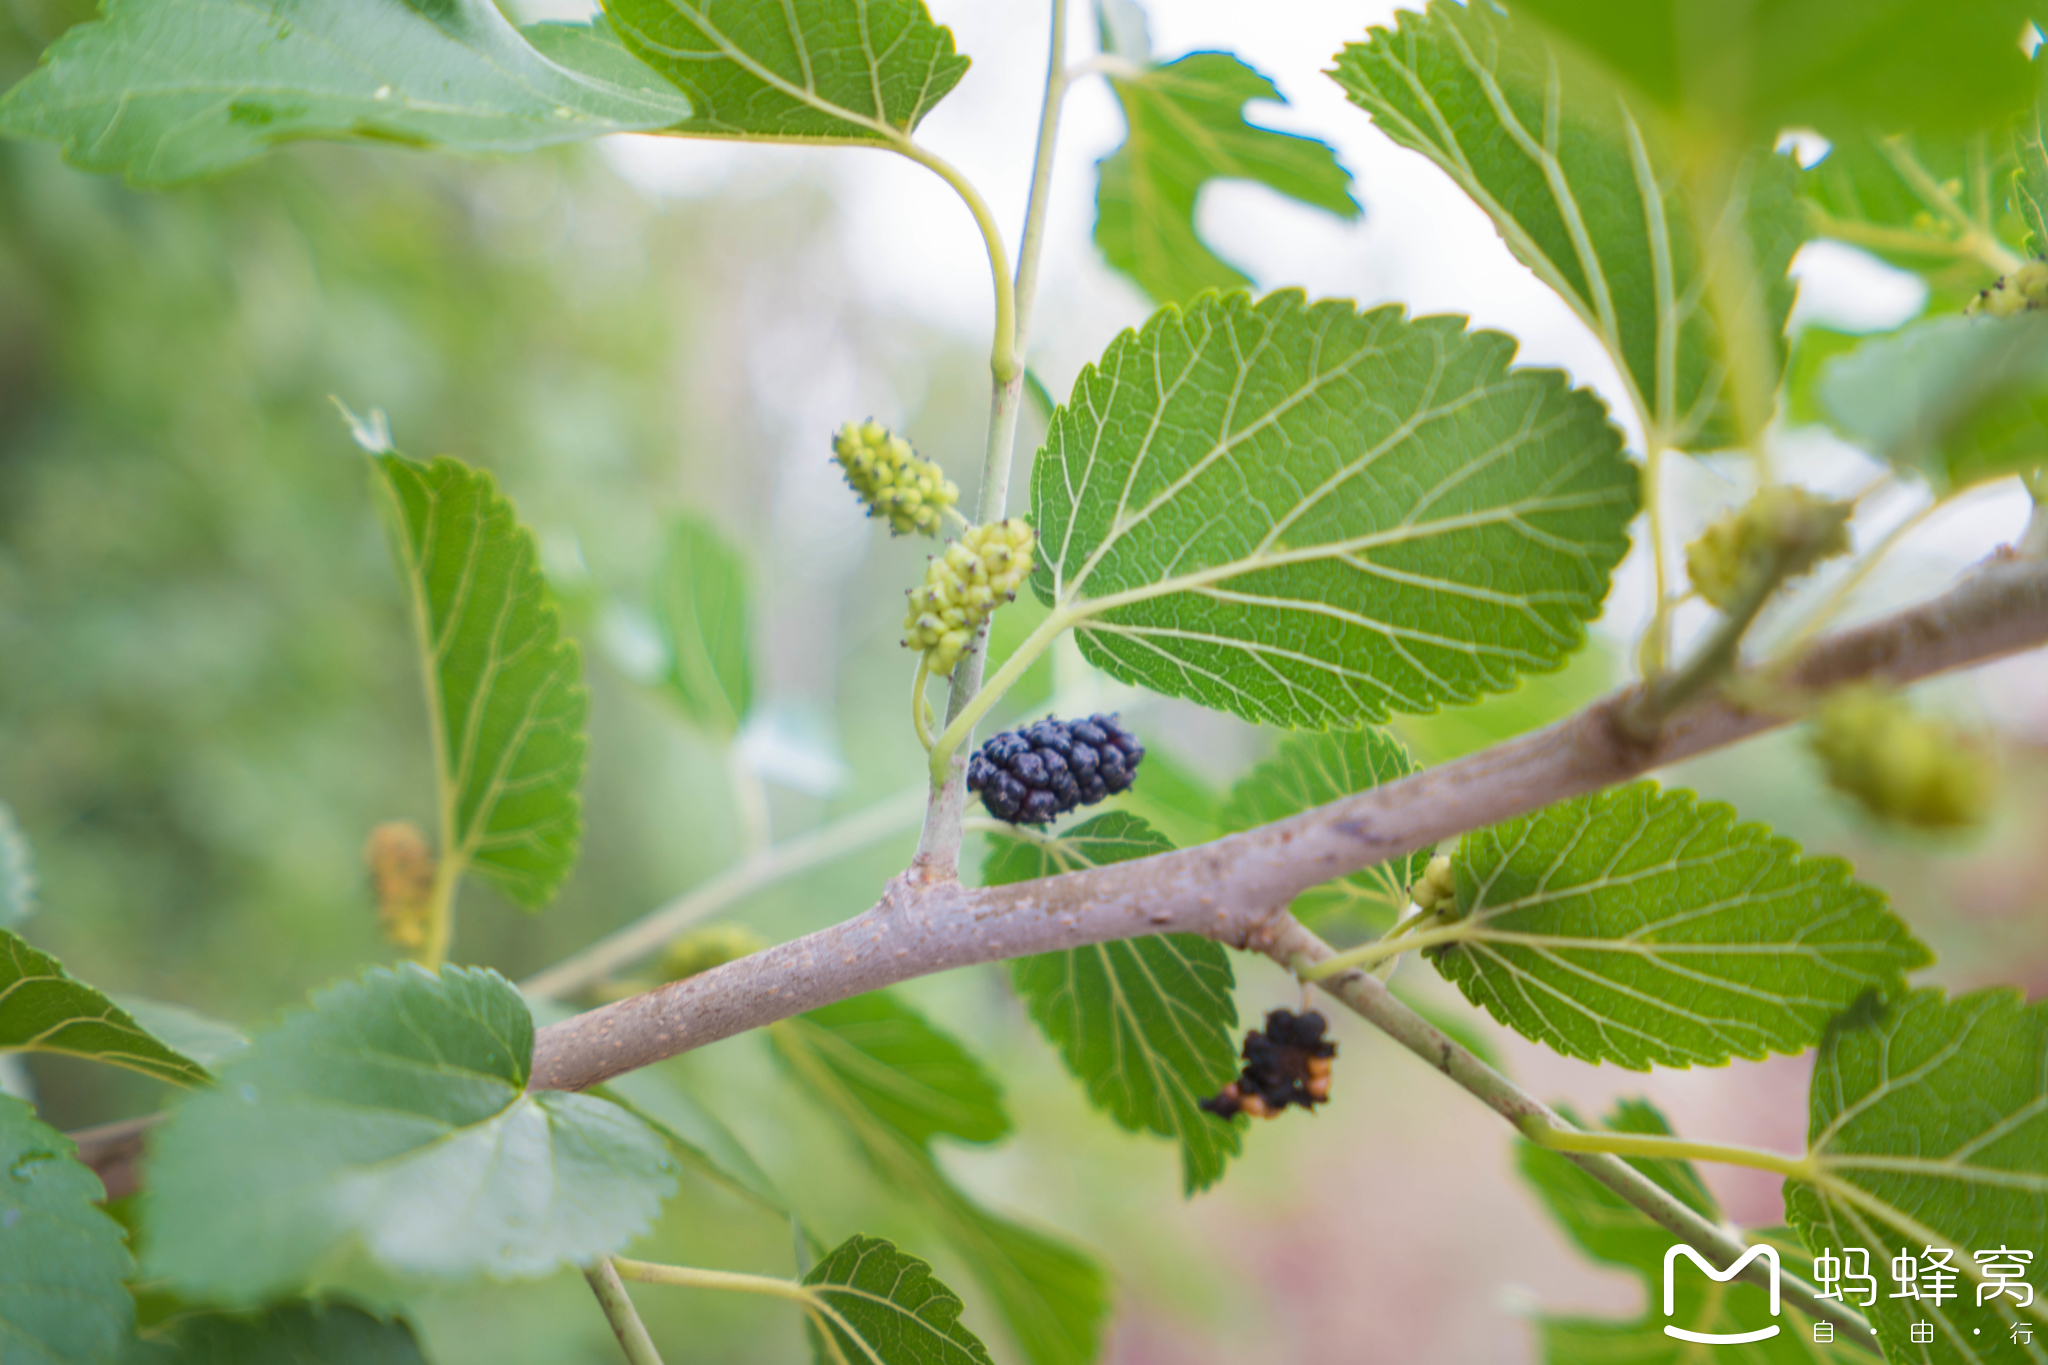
[965,713,1146,826]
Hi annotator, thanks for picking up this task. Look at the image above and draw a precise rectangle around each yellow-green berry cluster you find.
[1967,260,2048,316]
[903,519,1036,677]
[833,421,959,537]
[1808,685,1995,830]
[1683,486,1853,611]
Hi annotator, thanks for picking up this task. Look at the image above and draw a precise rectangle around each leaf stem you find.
[1295,921,1475,980]
[1518,1116,1819,1181]
[892,140,1021,383]
[1011,0,1070,355]
[1770,496,1941,657]
[519,788,925,999]
[912,658,937,752]
[417,853,464,973]
[612,1258,816,1306]
[586,1259,667,1365]
[1640,440,1673,676]
[928,606,1075,785]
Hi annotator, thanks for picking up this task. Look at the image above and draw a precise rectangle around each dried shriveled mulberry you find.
[967,714,1143,825]
[833,421,959,537]
[1199,1009,1336,1120]
[902,518,1035,676]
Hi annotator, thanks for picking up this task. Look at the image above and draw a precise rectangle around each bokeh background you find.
[3,1,2046,1361]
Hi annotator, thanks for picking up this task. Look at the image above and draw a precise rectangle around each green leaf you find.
[0,801,34,929]
[127,1302,426,1365]
[1330,2,1806,453]
[142,964,674,1305]
[2017,96,2048,255]
[376,454,588,910]
[789,994,1010,1149]
[0,1095,134,1365]
[1785,325,1869,430]
[109,996,249,1072]
[1787,988,2048,1364]
[801,1235,997,1365]
[1104,745,1224,849]
[1431,781,1930,1070]
[0,4,691,187]
[1521,1100,1881,1363]
[1505,0,2038,140]
[1800,131,2019,305]
[653,516,755,737]
[1095,52,1358,306]
[983,813,1241,1194]
[1220,728,1427,938]
[595,1072,798,1229]
[0,929,210,1087]
[600,0,967,143]
[1817,314,2048,492]
[773,996,1109,1365]
[1031,290,1636,729]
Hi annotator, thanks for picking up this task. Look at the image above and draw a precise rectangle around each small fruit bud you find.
[658,923,768,982]
[1411,853,1456,915]
[902,518,1036,676]
[1683,486,1852,611]
[1808,685,1996,830]
[1966,259,2048,317]
[365,821,436,948]
[833,421,960,537]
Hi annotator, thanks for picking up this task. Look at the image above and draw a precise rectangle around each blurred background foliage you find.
[4,1,2048,1362]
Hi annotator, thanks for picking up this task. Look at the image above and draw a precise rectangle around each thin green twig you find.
[586,1259,667,1365]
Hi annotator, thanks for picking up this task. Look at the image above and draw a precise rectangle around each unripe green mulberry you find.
[833,421,959,537]
[1410,853,1456,915]
[1808,685,1995,830]
[658,922,767,982]
[903,518,1036,676]
[1967,260,2048,317]
[1684,486,1853,611]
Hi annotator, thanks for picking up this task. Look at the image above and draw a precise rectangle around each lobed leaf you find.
[802,1235,996,1365]
[1521,1100,1880,1363]
[1817,314,2048,493]
[376,454,588,910]
[1331,1,1805,453]
[0,4,691,186]
[1031,290,1636,730]
[653,516,755,737]
[0,801,32,928]
[601,0,967,143]
[126,1302,427,1364]
[1504,0,2038,140]
[984,812,1241,1194]
[0,929,210,1087]
[1431,781,1930,1070]
[1096,52,1358,306]
[142,965,674,1304]
[1787,989,2048,1364]
[773,996,1108,1365]
[0,1095,134,1365]
[1220,728,1427,937]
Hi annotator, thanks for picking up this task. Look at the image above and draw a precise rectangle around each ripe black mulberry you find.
[966,714,1144,825]
[1199,1009,1337,1120]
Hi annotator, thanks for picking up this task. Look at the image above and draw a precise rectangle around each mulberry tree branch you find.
[530,553,2048,1092]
